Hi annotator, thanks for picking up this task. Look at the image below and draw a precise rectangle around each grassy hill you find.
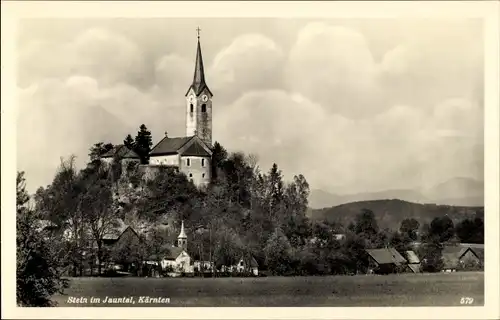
[309,199,484,231]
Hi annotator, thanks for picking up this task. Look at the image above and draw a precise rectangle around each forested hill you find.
[309,199,484,231]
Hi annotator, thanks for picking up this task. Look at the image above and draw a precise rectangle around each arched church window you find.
[189,173,193,177]
[190,104,194,113]
[186,158,191,166]
[201,159,205,167]
[201,104,206,113]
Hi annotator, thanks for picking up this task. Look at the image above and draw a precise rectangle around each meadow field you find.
[52,272,484,307]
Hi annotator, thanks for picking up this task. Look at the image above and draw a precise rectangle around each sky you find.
[16,18,484,194]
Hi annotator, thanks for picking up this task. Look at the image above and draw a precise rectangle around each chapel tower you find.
[177,220,188,250]
[185,27,213,147]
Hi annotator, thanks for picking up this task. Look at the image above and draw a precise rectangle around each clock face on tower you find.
[201,95,209,102]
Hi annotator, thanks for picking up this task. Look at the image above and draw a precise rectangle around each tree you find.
[79,162,119,275]
[399,218,420,241]
[17,172,68,306]
[123,134,135,150]
[35,156,88,276]
[429,216,455,242]
[456,217,484,244]
[88,142,114,162]
[136,167,200,221]
[134,124,153,164]
[420,241,444,272]
[389,231,412,255]
[263,228,293,275]
[211,141,228,182]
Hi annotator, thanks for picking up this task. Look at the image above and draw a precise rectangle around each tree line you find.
[16,124,484,305]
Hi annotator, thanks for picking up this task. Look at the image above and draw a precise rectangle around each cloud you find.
[209,34,285,105]
[286,23,384,119]
[215,87,482,193]
[16,20,483,195]
[18,28,147,88]
[378,25,483,109]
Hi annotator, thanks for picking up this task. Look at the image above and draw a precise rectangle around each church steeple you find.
[185,27,212,97]
[185,27,214,147]
[177,220,187,250]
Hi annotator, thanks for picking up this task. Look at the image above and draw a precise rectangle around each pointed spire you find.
[178,220,187,239]
[185,28,212,97]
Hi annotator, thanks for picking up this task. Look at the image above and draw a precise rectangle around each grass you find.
[52,271,484,307]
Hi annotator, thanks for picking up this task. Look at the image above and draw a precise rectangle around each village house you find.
[440,245,482,272]
[366,248,407,274]
[100,144,141,169]
[235,255,259,276]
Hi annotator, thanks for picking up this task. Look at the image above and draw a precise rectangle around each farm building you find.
[102,219,141,247]
[440,245,482,272]
[366,248,407,274]
[404,250,421,273]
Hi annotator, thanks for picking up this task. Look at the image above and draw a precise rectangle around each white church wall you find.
[149,154,180,166]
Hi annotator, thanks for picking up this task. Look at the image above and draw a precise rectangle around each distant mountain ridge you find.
[308,177,484,209]
[309,199,484,232]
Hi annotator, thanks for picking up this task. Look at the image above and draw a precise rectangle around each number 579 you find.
[460,297,474,305]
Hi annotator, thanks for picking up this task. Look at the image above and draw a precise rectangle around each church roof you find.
[150,136,193,156]
[185,38,212,97]
[164,247,186,260]
[150,135,212,157]
[182,139,211,157]
[101,144,140,159]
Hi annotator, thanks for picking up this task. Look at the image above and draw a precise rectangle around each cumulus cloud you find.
[18,28,147,87]
[209,34,285,105]
[286,23,384,119]
[16,19,483,195]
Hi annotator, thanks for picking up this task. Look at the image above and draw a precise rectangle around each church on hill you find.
[102,30,213,188]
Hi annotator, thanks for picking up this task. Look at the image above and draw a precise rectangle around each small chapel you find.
[102,29,214,188]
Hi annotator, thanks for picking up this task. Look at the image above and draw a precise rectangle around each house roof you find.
[164,246,186,260]
[101,144,140,159]
[149,136,193,156]
[102,219,131,240]
[405,250,420,264]
[470,248,484,261]
[366,248,407,265]
[460,243,484,249]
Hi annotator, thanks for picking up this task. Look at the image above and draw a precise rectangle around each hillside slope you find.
[310,199,484,231]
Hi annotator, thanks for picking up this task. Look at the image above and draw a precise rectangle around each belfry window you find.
[201,104,206,113]
[201,159,205,167]
[186,158,191,167]
[190,104,194,113]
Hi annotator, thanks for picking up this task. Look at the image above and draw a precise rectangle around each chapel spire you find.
[186,27,212,96]
[177,220,187,250]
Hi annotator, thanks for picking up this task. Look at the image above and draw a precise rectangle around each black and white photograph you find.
[2,1,499,319]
